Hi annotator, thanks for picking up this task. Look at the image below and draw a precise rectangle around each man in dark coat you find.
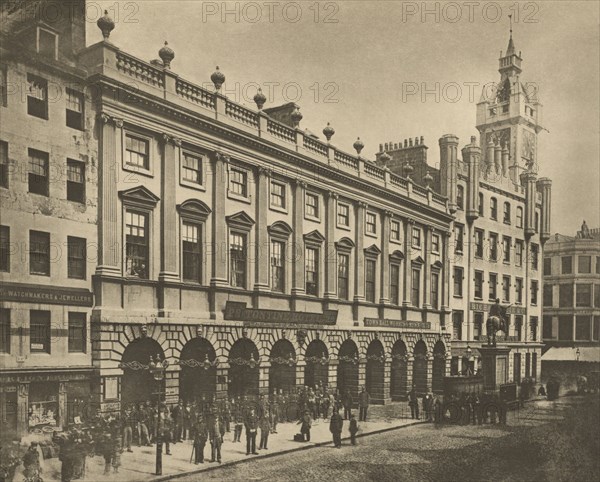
[408,385,420,420]
[209,415,225,463]
[358,387,370,422]
[172,400,184,442]
[244,408,259,455]
[330,410,344,448]
[232,398,244,442]
[349,414,359,445]
[342,390,353,420]
[193,416,208,464]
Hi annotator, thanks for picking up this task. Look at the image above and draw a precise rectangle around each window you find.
[561,256,572,274]
[412,227,421,247]
[531,244,539,270]
[391,220,401,242]
[0,309,9,353]
[474,271,484,299]
[182,223,202,283]
[578,255,592,274]
[30,310,50,353]
[452,311,463,340]
[490,197,498,220]
[543,284,553,307]
[454,224,464,254]
[125,134,149,170]
[535,212,539,233]
[68,312,86,353]
[38,28,57,58]
[27,74,48,119]
[67,236,86,279]
[270,240,285,292]
[305,247,318,296]
[576,284,592,307]
[365,259,376,302]
[337,203,350,227]
[478,193,484,217]
[338,254,349,300]
[513,353,521,383]
[516,206,523,228]
[489,232,498,261]
[390,263,400,305]
[576,316,591,341]
[515,278,523,303]
[431,234,440,253]
[558,315,573,341]
[230,232,247,289]
[125,211,149,279]
[595,284,600,308]
[270,181,286,209]
[525,353,531,378]
[66,159,85,203]
[65,88,84,130]
[531,280,538,305]
[366,212,377,235]
[515,240,523,267]
[475,229,484,258]
[489,273,497,301]
[594,316,599,341]
[514,316,522,340]
[502,236,511,263]
[543,315,553,340]
[456,185,464,210]
[182,152,202,185]
[0,66,6,107]
[474,312,484,340]
[543,258,552,276]
[305,192,319,219]
[503,202,511,224]
[411,268,421,306]
[453,267,463,297]
[502,276,510,302]
[0,226,9,272]
[0,140,7,189]
[28,149,49,196]
[29,230,50,276]
[559,284,573,307]
[431,272,439,309]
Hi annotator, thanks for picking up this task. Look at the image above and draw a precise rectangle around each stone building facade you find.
[0,2,96,437]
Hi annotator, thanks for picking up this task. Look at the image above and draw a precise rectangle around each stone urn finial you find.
[254,88,267,110]
[159,41,175,69]
[323,122,335,142]
[97,10,115,40]
[353,137,364,155]
[290,106,303,128]
[424,170,434,188]
[404,162,414,178]
[379,151,391,166]
[211,66,225,91]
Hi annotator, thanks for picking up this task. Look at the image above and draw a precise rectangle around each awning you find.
[542,347,600,363]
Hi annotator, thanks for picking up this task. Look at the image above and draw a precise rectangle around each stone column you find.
[402,219,414,306]
[58,381,68,430]
[423,226,432,308]
[255,167,271,293]
[426,355,433,393]
[324,191,338,299]
[354,202,367,302]
[96,113,121,276]
[383,359,392,404]
[211,151,229,287]
[406,357,414,391]
[17,382,29,438]
[159,134,180,282]
[291,180,306,296]
[380,211,391,304]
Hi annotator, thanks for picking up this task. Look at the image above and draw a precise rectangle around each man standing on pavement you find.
[209,414,225,463]
[193,416,208,464]
[270,392,279,434]
[349,414,359,445]
[330,409,344,448]
[408,385,420,420]
[258,413,271,450]
[342,389,353,420]
[121,405,134,452]
[244,407,259,455]
[358,386,370,422]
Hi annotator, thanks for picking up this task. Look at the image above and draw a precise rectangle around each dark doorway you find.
[179,338,217,404]
[365,339,385,403]
[337,339,359,403]
[269,339,296,395]
[390,340,408,401]
[121,338,165,406]
[413,340,428,395]
[432,341,446,394]
[304,339,329,389]
[228,338,260,399]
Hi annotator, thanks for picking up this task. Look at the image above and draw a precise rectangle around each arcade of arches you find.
[111,330,450,412]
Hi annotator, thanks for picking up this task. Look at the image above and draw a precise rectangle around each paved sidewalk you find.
[14,403,422,482]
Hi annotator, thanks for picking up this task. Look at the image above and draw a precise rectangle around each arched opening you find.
[337,339,359,403]
[412,340,428,395]
[432,341,446,394]
[269,339,297,395]
[121,338,165,406]
[304,339,329,389]
[365,339,385,404]
[390,340,408,401]
[179,338,217,404]
[228,338,260,399]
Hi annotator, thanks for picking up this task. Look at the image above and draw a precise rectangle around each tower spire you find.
[506,14,516,56]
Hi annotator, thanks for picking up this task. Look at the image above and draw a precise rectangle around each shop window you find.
[28,382,58,432]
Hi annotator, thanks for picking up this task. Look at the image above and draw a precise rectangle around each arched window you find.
[503,202,511,224]
[516,206,523,228]
[456,185,464,210]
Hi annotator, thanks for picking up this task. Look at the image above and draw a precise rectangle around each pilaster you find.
[380,211,391,304]
[291,180,306,297]
[211,151,229,287]
[254,167,271,293]
[324,191,338,299]
[423,226,432,308]
[354,202,367,302]
[402,219,414,307]
[159,134,180,282]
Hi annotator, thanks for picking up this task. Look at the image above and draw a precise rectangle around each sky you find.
[87,0,600,236]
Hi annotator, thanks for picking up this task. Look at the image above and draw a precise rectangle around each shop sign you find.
[469,302,527,315]
[363,318,431,329]
[224,301,338,325]
[0,282,93,307]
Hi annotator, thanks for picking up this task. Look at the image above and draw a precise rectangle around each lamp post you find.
[465,345,473,376]
[149,354,169,476]
[576,347,581,362]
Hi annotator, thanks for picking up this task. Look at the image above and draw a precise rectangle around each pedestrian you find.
[137,403,151,446]
[183,402,192,440]
[358,386,370,422]
[473,394,481,425]
[424,392,434,422]
[233,399,244,443]
[433,396,443,425]
[100,430,113,475]
[329,409,344,448]
[172,400,184,442]
[270,392,279,434]
[209,415,225,463]
[222,398,232,433]
[321,390,331,420]
[349,414,359,445]
[298,410,312,442]
[192,416,208,464]
[23,442,42,481]
[408,385,420,420]
[161,409,173,455]
[538,384,547,397]
[112,433,123,473]
[342,389,353,420]
[244,408,259,455]
[259,414,271,450]
[121,405,134,452]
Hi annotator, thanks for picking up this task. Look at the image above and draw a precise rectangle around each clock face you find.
[521,130,536,160]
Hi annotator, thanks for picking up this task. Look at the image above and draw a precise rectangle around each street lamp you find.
[465,345,473,376]
[149,354,169,476]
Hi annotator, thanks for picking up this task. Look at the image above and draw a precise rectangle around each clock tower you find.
[476,21,544,184]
